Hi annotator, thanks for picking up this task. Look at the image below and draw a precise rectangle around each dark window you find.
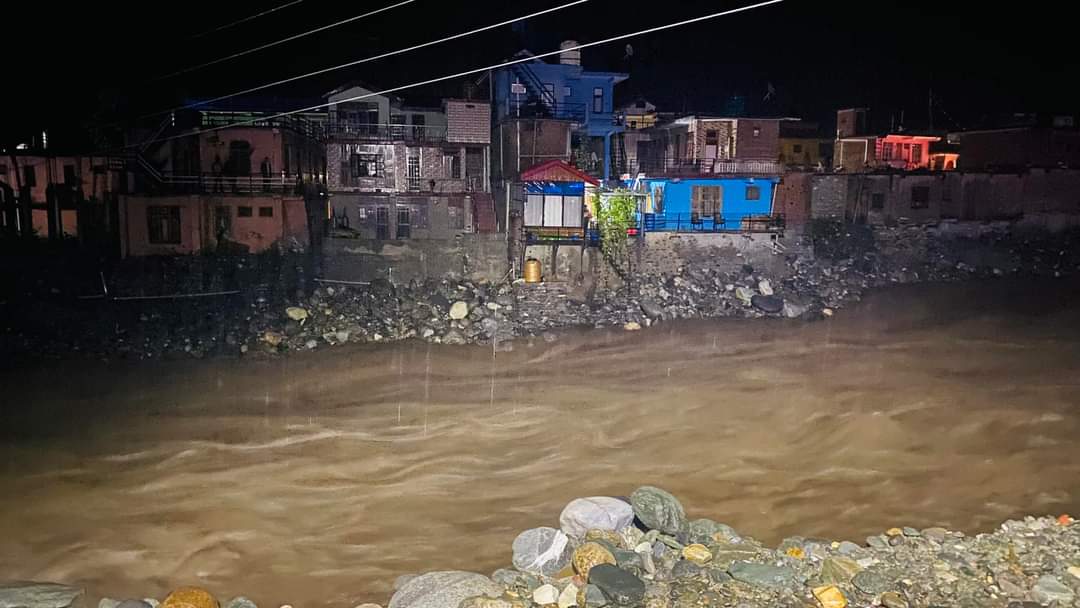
[23,165,36,187]
[449,154,462,179]
[350,154,382,178]
[63,165,77,185]
[396,206,411,239]
[745,185,761,200]
[259,206,273,217]
[911,186,930,209]
[147,206,182,244]
[692,185,722,216]
[871,192,885,210]
[793,144,803,154]
[0,163,7,176]
[705,130,719,146]
[238,206,253,217]
[390,114,406,138]
[593,87,604,113]
[411,114,426,140]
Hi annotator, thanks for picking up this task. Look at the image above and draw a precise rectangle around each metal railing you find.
[524,225,601,246]
[198,112,326,140]
[142,171,313,195]
[505,99,587,122]
[402,176,485,193]
[326,122,448,143]
[628,156,783,176]
[642,212,786,233]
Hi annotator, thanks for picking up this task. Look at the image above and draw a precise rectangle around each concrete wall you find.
[446,100,491,144]
[494,119,572,180]
[734,119,782,160]
[638,229,806,279]
[328,193,470,240]
[322,233,509,283]
[775,172,813,224]
[808,169,1080,226]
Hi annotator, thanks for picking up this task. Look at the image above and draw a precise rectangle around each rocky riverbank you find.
[4,488,1077,608]
[3,222,1080,361]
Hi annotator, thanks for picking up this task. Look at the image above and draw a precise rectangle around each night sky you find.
[2,0,1075,148]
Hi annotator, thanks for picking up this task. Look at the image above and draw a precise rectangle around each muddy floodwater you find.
[2,280,1080,606]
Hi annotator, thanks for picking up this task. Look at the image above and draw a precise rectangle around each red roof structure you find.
[519,160,600,185]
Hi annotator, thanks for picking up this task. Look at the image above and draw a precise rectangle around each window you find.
[745,185,761,201]
[543,83,555,103]
[214,206,231,237]
[390,114,406,139]
[911,186,930,209]
[238,206,253,217]
[629,120,638,129]
[350,153,382,178]
[593,87,604,113]
[881,143,894,160]
[705,130,719,146]
[793,144,803,154]
[692,185,722,216]
[447,154,462,179]
[259,206,273,217]
[871,192,885,210]
[147,206,181,244]
[23,165,36,187]
[0,163,7,176]
[911,144,923,164]
[396,206,411,239]
[411,114,426,140]
[563,86,572,98]
[407,155,421,190]
[752,126,761,137]
[63,164,77,185]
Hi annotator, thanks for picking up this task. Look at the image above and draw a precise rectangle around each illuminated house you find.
[833,108,945,171]
[519,159,599,245]
[638,175,782,233]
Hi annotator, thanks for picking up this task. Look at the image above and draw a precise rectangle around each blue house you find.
[493,46,628,181]
[639,176,782,232]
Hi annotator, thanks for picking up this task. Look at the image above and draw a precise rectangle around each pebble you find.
[533,584,559,605]
[449,301,469,320]
[557,582,579,608]
[922,527,948,543]
[811,585,847,608]
[879,592,908,608]
[852,568,893,595]
[161,588,217,608]
[622,321,641,331]
[1031,575,1074,605]
[681,544,712,565]
[819,557,862,585]
[727,561,797,589]
[573,542,617,579]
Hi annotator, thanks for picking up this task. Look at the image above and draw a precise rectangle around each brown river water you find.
[2,279,1080,606]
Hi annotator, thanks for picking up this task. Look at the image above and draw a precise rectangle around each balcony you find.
[197,112,326,140]
[404,175,485,193]
[504,99,587,123]
[642,212,786,233]
[627,156,783,177]
[326,122,447,144]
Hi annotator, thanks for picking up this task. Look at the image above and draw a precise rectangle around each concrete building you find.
[633,116,787,177]
[949,125,1080,170]
[778,121,832,169]
[1,152,121,241]
[118,107,327,256]
[491,43,628,182]
[323,83,493,240]
[833,108,943,171]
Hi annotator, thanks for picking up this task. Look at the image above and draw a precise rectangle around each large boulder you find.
[387,571,501,608]
[629,486,686,535]
[511,527,572,577]
[0,583,84,608]
[559,497,635,538]
[639,299,665,320]
[751,294,784,314]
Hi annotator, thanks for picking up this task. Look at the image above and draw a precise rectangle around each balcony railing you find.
[642,212,786,233]
[140,172,315,195]
[627,156,783,177]
[505,99,588,123]
[326,122,448,143]
[403,175,485,193]
[198,112,326,140]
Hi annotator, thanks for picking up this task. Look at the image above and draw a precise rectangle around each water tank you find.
[524,258,542,283]
[559,40,581,65]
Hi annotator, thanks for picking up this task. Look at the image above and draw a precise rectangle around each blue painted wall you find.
[493,61,627,136]
[641,177,778,230]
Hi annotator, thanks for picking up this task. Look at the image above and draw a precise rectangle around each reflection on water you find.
[2,280,1080,606]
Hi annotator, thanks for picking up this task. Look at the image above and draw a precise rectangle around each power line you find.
[141,0,589,120]
[152,0,416,82]
[189,0,307,40]
[138,0,785,148]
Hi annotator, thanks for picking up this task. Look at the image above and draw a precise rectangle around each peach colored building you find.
[0,153,120,238]
[119,194,308,257]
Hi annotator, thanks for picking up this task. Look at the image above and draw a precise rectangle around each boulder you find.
[512,527,572,577]
[559,497,635,538]
[0,583,84,608]
[572,542,617,578]
[751,294,784,314]
[727,561,796,589]
[639,299,665,320]
[587,565,645,606]
[629,486,686,535]
[387,571,501,608]
[160,588,217,608]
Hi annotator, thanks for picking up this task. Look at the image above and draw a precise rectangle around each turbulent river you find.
[2,279,1080,606]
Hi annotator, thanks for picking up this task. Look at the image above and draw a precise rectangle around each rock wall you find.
[322,234,510,284]
[638,228,810,280]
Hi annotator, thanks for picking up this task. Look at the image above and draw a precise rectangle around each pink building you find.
[833,108,948,171]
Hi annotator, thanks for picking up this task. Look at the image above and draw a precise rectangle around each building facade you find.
[491,44,628,181]
[634,116,786,176]
[323,83,493,240]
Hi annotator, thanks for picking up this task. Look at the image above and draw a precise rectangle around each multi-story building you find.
[948,114,1080,170]
[634,115,787,176]
[323,82,493,240]
[491,43,628,182]
[117,106,326,256]
[778,120,832,169]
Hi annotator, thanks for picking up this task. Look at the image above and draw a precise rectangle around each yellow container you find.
[523,258,542,283]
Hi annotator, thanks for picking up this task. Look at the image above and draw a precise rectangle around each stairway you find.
[472,193,497,233]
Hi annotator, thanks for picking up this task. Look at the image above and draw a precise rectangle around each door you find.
[407,156,421,190]
[396,206,411,239]
[375,206,390,240]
